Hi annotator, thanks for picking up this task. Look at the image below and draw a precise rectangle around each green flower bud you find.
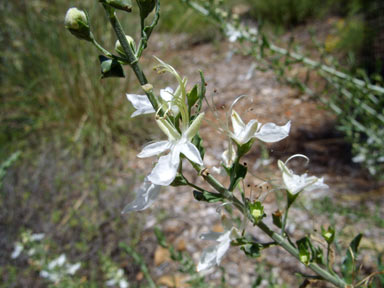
[115,35,136,57]
[64,7,92,41]
[136,0,156,19]
[249,201,265,223]
[101,0,133,12]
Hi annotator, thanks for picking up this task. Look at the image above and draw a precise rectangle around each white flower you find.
[122,177,161,213]
[48,254,66,270]
[67,262,81,275]
[226,24,242,42]
[30,233,45,241]
[230,110,291,146]
[11,242,23,259]
[119,279,129,288]
[278,154,328,195]
[197,228,238,272]
[138,113,204,186]
[126,87,179,118]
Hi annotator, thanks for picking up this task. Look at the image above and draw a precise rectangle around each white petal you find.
[236,119,259,144]
[197,245,218,272]
[156,118,181,141]
[255,121,291,143]
[148,154,178,186]
[231,110,245,136]
[179,142,203,165]
[215,236,231,265]
[11,243,23,259]
[67,263,81,275]
[137,141,171,158]
[126,94,155,117]
[200,231,223,241]
[122,179,160,213]
[160,87,174,102]
[30,233,45,241]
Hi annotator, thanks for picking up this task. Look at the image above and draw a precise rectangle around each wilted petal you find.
[148,153,178,186]
[137,141,171,158]
[215,232,231,264]
[179,142,203,165]
[122,179,161,213]
[255,121,291,143]
[126,94,155,117]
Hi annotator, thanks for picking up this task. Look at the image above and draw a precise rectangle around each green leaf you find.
[241,243,261,258]
[193,190,224,203]
[228,162,247,191]
[187,85,199,113]
[170,174,188,187]
[99,55,125,78]
[191,133,205,160]
[154,227,168,248]
[342,233,363,284]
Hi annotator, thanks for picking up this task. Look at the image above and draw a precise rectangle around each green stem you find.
[102,4,160,112]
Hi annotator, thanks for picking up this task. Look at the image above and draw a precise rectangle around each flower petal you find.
[200,231,224,241]
[148,153,178,186]
[137,141,171,158]
[126,94,155,117]
[231,110,246,136]
[179,142,203,165]
[160,87,174,102]
[255,121,291,143]
[122,178,160,213]
[197,245,218,272]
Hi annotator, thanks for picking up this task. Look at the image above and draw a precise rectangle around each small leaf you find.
[170,174,188,187]
[191,133,205,160]
[228,163,247,191]
[193,190,224,203]
[99,55,125,78]
[240,243,262,258]
[154,227,168,248]
[187,85,199,111]
[342,233,363,283]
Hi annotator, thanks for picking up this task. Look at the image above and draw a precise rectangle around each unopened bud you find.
[137,0,156,19]
[64,7,92,41]
[101,0,132,12]
[115,35,136,57]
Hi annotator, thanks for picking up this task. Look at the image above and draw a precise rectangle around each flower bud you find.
[102,0,132,12]
[137,0,156,19]
[64,7,92,41]
[115,35,136,57]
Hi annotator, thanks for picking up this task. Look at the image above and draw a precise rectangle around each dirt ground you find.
[124,34,384,287]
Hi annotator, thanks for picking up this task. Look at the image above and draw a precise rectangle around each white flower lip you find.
[122,178,161,213]
[197,228,236,272]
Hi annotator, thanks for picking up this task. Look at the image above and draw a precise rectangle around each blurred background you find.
[1,0,383,287]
